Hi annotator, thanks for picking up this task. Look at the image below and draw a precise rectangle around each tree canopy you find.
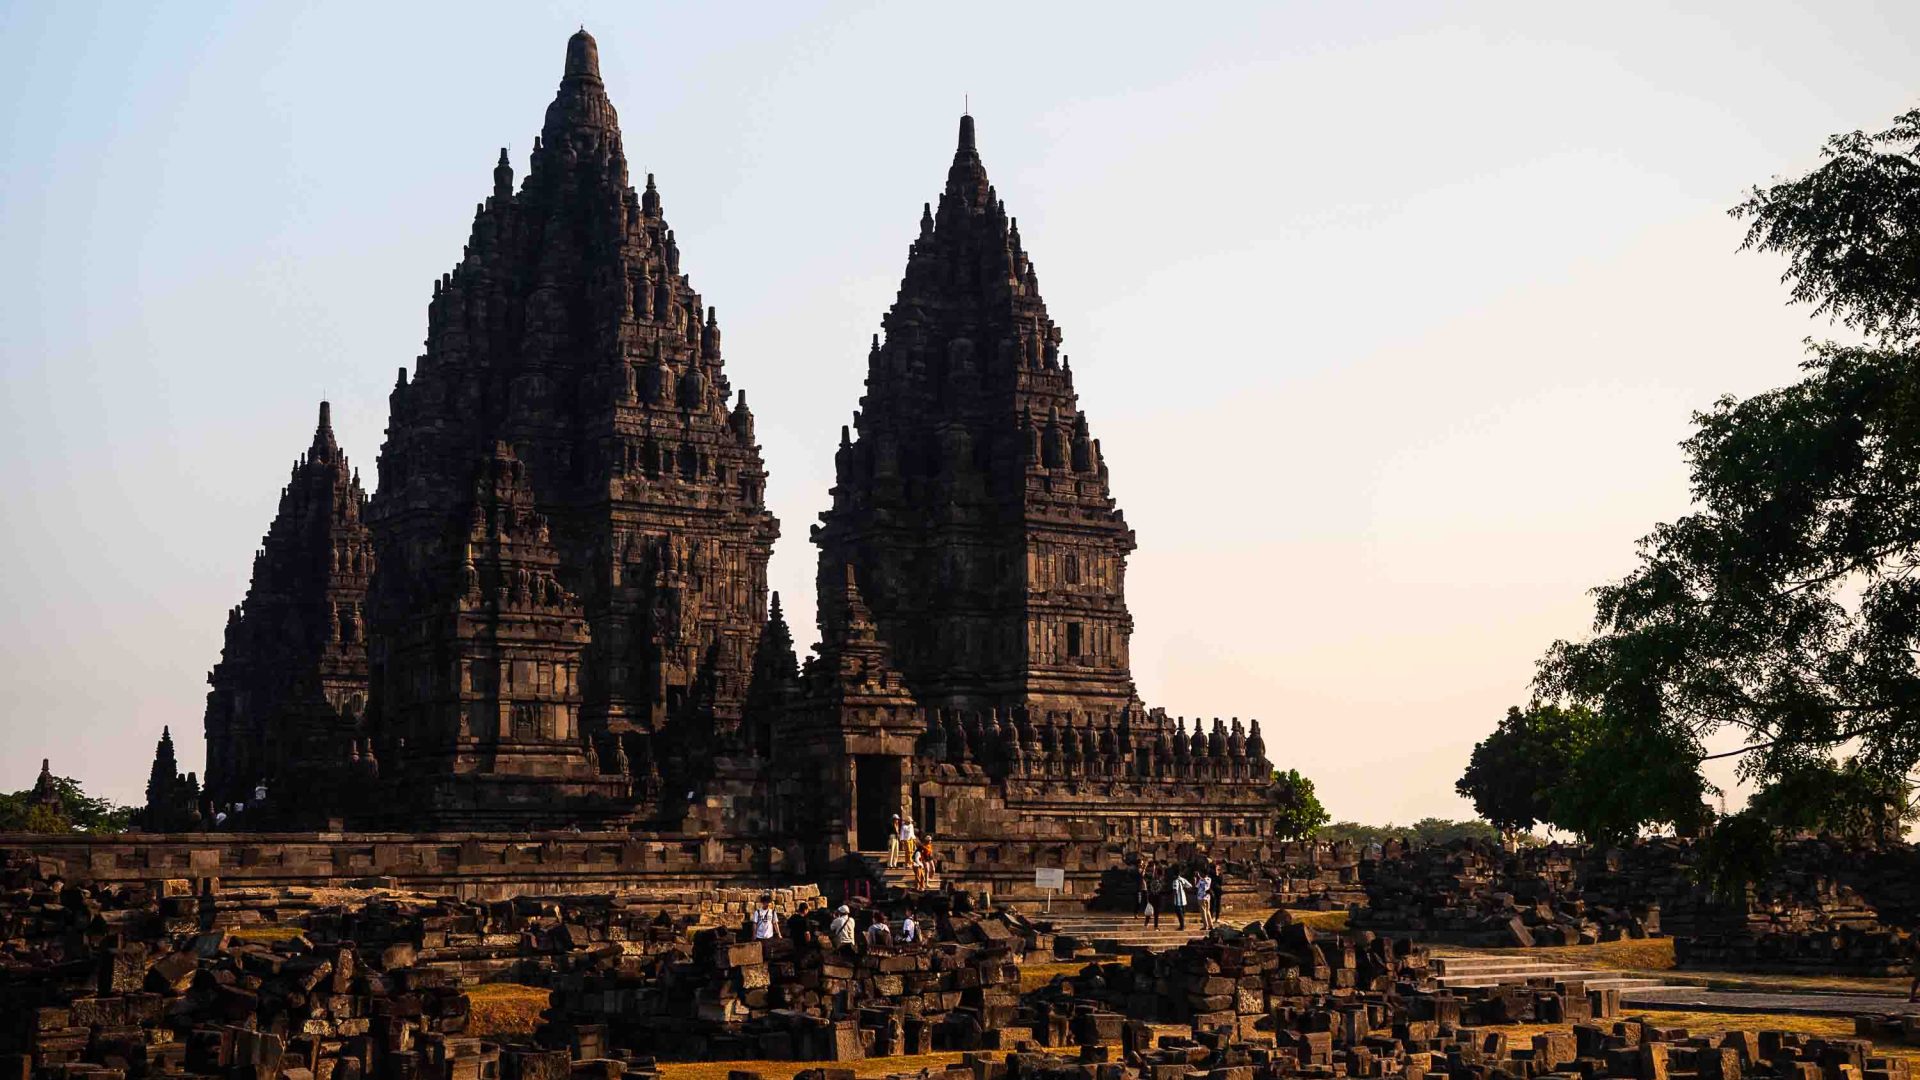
[1269,768,1331,841]
[0,774,134,834]
[1458,702,1712,845]
[1533,108,1920,834]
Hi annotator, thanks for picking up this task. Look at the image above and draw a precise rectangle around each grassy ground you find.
[1283,909,1350,932]
[225,924,307,944]
[468,983,550,1037]
[1491,1011,1920,1063]
[1449,937,1909,996]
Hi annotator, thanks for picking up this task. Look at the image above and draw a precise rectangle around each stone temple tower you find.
[203,402,372,820]
[812,115,1139,718]
[366,30,779,827]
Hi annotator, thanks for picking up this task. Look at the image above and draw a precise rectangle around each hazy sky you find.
[3,2,1917,822]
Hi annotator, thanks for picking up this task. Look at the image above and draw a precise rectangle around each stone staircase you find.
[1430,953,1674,993]
[854,850,938,896]
[1038,910,1227,954]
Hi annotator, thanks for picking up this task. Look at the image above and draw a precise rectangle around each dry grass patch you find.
[226,924,308,944]
[1493,937,1678,972]
[468,983,549,1037]
[1486,1011,1920,1066]
[1660,969,1912,996]
[1283,910,1350,933]
[1020,961,1089,992]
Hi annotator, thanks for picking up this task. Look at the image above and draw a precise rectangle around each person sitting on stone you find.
[865,916,895,950]
[828,904,858,955]
[899,911,919,944]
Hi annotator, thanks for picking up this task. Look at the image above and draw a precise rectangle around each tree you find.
[1456,703,1596,836]
[1458,702,1714,844]
[0,774,134,834]
[1269,768,1330,840]
[1535,108,1920,820]
[1746,758,1915,845]
[1541,720,1715,846]
[1316,818,1531,848]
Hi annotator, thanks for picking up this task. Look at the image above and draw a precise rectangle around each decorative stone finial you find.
[564,28,600,80]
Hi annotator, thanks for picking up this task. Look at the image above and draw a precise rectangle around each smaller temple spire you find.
[493,147,514,198]
[311,400,338,458]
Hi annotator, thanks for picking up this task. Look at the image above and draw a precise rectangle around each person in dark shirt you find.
[786,902,812,944]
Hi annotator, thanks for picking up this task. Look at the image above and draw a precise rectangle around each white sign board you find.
[1034,867,1065,891]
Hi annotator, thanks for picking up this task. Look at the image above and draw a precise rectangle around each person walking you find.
[1169,868,1193,931]
[1133,862,1151,921]
[751,894,780,941]
[1209,859,1225,923]
[1194,872,1215,930]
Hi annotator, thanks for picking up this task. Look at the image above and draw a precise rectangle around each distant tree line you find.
[0,773,133,834]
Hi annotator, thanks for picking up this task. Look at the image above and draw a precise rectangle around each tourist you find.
[1209,860,1225,922]
[1133,862,1151,919]
[900,911,919,944]
[1195,871,1215,930]
[888,813,903,866]
[751,894,779,940]
[1169,868,1192,931]
[918,835,937,887]
[786,902,811,944]
[865,917,894,950]
[828,904,857,954]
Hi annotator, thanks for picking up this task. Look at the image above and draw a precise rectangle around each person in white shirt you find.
[828,905,857,952]
[1170,871,1193,931]
[899,912,919,944]
[751,895,779,941]
[865,918,894,949]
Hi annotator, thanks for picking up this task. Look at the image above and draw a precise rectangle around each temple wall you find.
[0,830,791,901]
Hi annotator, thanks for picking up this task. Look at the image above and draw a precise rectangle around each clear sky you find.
[3,2,1917,821]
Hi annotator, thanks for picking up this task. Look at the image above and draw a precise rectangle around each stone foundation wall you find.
[0,830,789,900]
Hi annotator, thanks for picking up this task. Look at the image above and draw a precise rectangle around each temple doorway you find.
[854,754,903,852]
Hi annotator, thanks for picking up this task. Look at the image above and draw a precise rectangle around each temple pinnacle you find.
[564,27,600,80]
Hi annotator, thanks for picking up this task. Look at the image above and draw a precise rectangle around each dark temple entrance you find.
[854,755,903,852]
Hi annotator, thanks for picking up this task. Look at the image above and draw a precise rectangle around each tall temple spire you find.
[814,113,1136,717]
[205,399,371,818]
[366,29,777,828]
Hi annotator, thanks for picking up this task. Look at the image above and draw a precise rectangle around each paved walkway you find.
[1621,986,1919,1017]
